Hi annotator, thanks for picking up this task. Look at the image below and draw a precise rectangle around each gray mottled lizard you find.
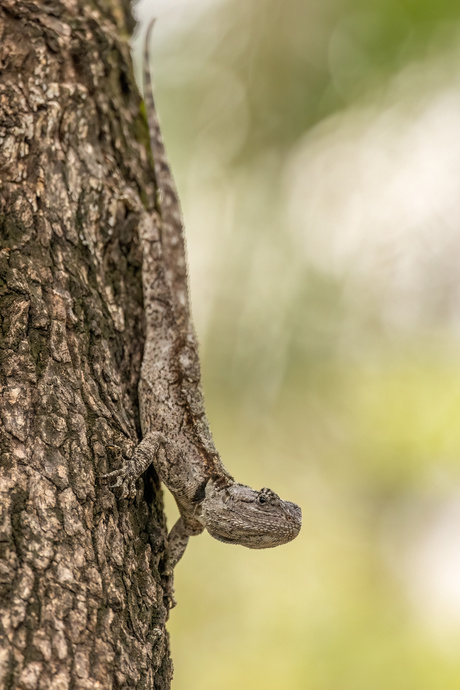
[103,20,301,604]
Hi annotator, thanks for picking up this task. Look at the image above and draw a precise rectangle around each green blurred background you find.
[133,0,460,687]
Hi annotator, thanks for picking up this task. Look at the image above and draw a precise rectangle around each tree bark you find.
[0,2,172,687]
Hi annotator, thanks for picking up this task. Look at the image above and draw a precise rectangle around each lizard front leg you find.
[162,515,204,609]
[168,515,204,569]
[102,432,204,608]
[101,430,167,499]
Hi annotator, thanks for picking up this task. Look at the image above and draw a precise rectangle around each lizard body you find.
[103,21,301,593]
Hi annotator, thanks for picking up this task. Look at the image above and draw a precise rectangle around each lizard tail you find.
[143,18,192,328]
[143,20,173,196]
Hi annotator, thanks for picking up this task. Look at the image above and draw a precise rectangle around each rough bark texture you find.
[0,1,172,688]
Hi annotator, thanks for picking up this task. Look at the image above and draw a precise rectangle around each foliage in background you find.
[134,0,460,687]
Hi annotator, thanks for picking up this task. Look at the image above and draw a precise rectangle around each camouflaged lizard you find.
[103,21,301,603]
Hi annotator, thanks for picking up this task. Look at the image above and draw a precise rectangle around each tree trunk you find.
[0,2,172,687]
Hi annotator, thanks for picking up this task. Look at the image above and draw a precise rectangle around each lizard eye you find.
[257,494,267,505]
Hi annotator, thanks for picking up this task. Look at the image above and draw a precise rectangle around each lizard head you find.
[201,482,301,549]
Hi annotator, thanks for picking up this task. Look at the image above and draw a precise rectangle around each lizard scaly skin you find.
[103,21,301,602]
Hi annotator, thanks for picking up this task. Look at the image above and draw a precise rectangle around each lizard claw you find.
[100,458,138,500]
[162,569,177,613]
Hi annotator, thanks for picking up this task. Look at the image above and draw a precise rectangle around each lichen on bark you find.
[0,2,172,687]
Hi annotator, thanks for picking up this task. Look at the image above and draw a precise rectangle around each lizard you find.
[102,19,302,605]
